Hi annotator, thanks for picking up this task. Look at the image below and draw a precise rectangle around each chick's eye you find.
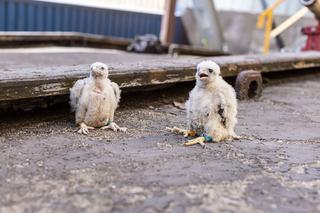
[208,69,213,73]
[101,67,105,70]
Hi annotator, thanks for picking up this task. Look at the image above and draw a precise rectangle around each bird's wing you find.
[218,104,226,127]
[69,78,87,112]
[217,93,227,127]
[110,82,121,104]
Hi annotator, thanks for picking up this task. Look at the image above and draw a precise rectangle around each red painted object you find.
[302,21,320,51]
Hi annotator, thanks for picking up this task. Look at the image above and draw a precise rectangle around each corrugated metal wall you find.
[0,0,188,43]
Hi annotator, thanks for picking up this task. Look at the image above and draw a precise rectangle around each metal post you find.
[160,0,177,45]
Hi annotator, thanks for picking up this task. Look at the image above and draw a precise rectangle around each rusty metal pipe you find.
[300,0,320,19]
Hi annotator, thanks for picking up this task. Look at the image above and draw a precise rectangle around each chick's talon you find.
[184,137,206,148]
[119,127,128,132]
[232,135,241,140]
[166,127,195,137]
[226,134,241,141]
[78,123,94,135]
[165,126,185,134]
[101,123,116,131]
[101,122,127,132]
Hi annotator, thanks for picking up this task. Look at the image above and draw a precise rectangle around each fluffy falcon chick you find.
[69,62,126,135]
[185,60,239,142]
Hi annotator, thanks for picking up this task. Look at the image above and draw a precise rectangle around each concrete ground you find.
[0,73,320,213]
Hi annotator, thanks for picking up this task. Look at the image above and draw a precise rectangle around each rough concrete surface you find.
[0,75,320,213]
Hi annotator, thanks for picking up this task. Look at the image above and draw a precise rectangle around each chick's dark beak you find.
[92,70,103,78]
[199,73,208,77]
[199,72,209,79]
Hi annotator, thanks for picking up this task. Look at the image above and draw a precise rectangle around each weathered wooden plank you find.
[0,31,132,49]
[169,44,229,56]
[160,0,177,44]
[1,52,320,101]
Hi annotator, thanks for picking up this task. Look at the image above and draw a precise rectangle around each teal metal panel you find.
[0,0,5,30]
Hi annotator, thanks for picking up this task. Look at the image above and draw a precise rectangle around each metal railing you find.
[257,0,310,54]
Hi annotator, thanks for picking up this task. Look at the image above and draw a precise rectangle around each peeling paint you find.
[293,62,316,69]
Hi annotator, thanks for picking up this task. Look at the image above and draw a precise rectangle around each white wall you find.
[35,0,165,14]
[213,0,313,16]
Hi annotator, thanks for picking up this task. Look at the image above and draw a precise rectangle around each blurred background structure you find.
[0,0,318,54]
